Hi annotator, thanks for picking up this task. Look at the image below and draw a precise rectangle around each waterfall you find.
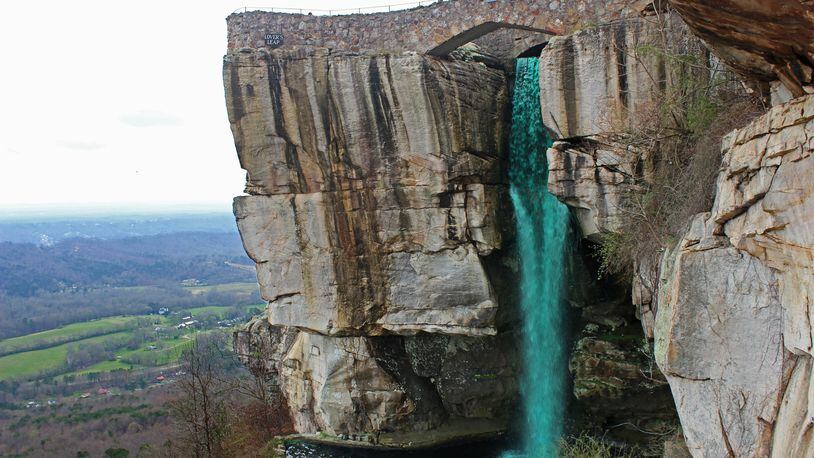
[507,58,571,457]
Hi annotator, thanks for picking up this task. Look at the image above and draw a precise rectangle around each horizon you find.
[0,0,417,210]
[0,201,234,221]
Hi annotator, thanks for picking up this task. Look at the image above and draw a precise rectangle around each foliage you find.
[167,332,295,457]
[595,8,765,278]
[0,231,254,297]
[167,333,236,457]
[558,434,637,457]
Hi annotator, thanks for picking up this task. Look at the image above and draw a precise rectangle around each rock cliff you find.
[542,14,710,238]
[225,44,521,441]
[655,93,814,457]
[541,3,814,457]
[224,1,814,454]
[669,0,814,99]
[227,49,510,338]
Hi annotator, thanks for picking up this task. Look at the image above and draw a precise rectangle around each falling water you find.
[506,58,571,457]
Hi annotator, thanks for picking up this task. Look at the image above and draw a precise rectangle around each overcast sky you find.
[0,0,421,211]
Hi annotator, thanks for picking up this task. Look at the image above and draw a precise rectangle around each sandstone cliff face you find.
[225,47,520,438]
[227,49,510,338]
[541,15,709,238]
[654,93,814,458]
[540,14,708,140]
[547,135,648,239]
[541,7,814,456]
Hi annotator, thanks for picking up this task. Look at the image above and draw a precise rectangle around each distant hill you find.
[0,231,255,296]
[0,212,239,244]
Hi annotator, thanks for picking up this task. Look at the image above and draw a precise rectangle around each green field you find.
[0,299,262,383]
[0,316,141,357]
[0,332,131,381]
[67,359,133,375]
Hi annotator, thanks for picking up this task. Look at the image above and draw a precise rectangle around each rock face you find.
[547,135,649,238]
[227,50,510,338]
[654,94,814,457]
[540,15,709,238]
[539,14,708,140]
[669,0,814,98]
[539,6,814,456]
[225,44,521,439]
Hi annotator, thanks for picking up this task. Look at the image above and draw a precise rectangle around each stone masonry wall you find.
[226,0,647,55]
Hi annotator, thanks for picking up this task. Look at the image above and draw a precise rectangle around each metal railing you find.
[232,1,447,16]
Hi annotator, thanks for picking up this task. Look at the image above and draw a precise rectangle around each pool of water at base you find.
[285,438,512,457]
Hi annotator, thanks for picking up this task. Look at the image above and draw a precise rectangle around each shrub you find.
[595,7,765,278]
[559,434,636,457]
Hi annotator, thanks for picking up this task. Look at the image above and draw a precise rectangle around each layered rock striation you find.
[541,14,711,238]
[225,44,520,439]
[227,49,511,338]
[655,93,814,457]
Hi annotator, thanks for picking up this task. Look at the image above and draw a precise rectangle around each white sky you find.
[0,0,420,210]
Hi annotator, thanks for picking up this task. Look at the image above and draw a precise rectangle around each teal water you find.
[506,58,571,457]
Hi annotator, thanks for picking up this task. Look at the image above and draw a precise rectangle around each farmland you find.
[0,316,142,357]
[0,302,262,383]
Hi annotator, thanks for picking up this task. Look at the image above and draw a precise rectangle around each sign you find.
[264,33,284,48]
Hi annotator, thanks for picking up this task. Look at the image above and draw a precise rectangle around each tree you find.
[167,333,233,457]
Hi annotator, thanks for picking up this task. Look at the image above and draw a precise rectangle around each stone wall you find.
[226,0,646,55]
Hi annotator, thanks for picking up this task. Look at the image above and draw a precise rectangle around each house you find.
[155,375,166,382]
[176,320,197,329]
[97,388,109,395]
[80,393,91,399]
[157,307,170,315]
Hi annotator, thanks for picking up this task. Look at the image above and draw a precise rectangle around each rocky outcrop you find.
[654,94,814,457]
[233,314,518,436]
[225,44,521,440]
[539,14,709,140]
[540,14,710,238]
[547,135,649,238]
[669,0,814,98]
[227,49,511,338]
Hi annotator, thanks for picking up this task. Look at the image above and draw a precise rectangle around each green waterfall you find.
[507,58,571,456]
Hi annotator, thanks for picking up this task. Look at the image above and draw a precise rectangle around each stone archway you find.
[426,21,555,57]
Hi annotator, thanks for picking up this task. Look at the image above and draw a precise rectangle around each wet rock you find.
[405,332,520,419]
